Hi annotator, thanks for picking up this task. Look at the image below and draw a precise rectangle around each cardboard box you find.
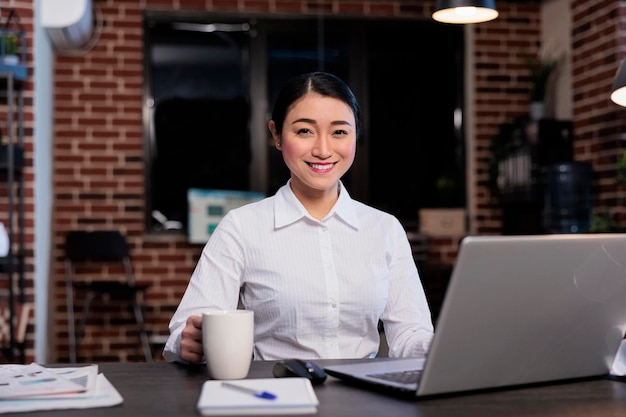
[419,209,466,237]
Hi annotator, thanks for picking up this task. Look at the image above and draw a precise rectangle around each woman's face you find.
[271,92,357,197]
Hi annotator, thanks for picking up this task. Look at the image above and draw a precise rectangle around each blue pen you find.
[221,382,277,400]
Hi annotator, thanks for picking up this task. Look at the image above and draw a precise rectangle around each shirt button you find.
[331,303,337,308]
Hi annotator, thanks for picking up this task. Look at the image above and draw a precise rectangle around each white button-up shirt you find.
[163,181,434,362]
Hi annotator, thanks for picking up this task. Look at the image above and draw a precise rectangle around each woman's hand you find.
[180,315,204,363]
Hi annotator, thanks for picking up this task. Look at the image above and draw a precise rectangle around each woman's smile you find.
[308,162,336,173]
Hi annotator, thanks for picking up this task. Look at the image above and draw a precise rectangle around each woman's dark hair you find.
[271,72,361,137]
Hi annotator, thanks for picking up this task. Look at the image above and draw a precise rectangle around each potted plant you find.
[486,119,523,203]
[525,49,560,120]
[1,32,20,65]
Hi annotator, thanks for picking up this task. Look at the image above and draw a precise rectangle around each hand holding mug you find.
[180,315,204,363]
[202,310,254,379]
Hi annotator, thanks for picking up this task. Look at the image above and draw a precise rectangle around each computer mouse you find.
[272,359,327,385]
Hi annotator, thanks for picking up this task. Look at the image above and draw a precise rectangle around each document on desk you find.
[0,364,123,414]
[0,363,86,399]
[197,377,319,415]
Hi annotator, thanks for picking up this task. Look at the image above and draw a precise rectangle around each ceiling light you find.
[611,58,626,107]
[432,0,498,24]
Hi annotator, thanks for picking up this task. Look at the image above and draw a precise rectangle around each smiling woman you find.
[163,71,435,364]
[268,75,358,220]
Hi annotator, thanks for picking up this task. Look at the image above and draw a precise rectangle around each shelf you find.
[0,18,27,82]
[0,63,26,81]
[0,51,25,363]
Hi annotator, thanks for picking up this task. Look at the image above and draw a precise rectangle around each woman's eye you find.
[296,128,312,135]
[333,129,348,136]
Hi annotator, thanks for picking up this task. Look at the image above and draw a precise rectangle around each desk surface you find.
[11,360,626,417]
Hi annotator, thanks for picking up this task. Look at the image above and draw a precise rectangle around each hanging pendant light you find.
[432,0,498,24]
[610,58,626,107]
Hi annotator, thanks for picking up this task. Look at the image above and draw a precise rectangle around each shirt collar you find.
[274,180,360,230]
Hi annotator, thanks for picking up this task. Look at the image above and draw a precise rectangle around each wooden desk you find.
[13,360,626,417]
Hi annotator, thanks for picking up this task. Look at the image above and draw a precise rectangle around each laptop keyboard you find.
[366,369,422,385]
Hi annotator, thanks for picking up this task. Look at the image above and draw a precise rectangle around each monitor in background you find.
[187,188,265,244]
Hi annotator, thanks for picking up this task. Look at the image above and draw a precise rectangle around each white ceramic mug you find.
[202,310,254,380]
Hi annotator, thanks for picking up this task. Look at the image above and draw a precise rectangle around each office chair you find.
[64,230,152,362]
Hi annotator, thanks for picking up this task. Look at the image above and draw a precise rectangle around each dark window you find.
[367,20,465,220]
[144,18,252,232]
[143,13,464,234]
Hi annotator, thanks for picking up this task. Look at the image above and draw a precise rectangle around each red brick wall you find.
[5,0,623,363]
[472,2,542,235]
[571,0,626,229]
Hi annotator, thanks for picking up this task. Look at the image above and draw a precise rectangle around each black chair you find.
[64,230,152,362]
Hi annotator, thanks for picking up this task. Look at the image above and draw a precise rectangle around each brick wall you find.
[571,0,626,229]
[472,2,542,235]
[3,0,623,363]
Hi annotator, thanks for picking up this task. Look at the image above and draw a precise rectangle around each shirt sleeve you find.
[380,218,435,358]
[162,212,244,363]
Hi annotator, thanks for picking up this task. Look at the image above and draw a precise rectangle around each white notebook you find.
[196,378,319,416]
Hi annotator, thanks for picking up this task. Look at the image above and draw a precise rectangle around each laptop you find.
[324,234,626,398]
